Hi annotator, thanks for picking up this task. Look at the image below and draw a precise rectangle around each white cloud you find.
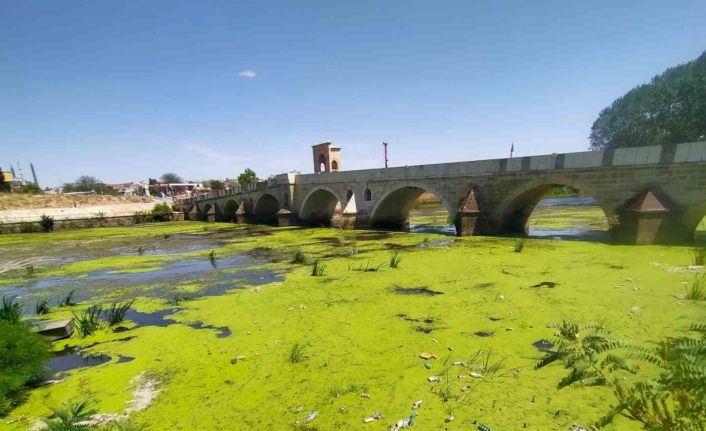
[184,143,253,167]
[238,69,256,78]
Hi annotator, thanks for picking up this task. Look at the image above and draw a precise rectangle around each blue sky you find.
[1,1,705,187]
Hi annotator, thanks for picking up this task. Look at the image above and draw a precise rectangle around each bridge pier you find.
[454,189,483,237]
[236,205,247,224]
[612,190,690,244]
[277,209,295,227]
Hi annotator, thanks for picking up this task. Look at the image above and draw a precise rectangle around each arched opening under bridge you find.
[253,194,280,225]
[371,185,454,235]
[299,188,342,226]
[504,184,610,241]
[222,200,239,223]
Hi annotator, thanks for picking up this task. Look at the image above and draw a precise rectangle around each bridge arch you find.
[370,182,455,231]
[299,187,344,226]
[497,178,611,236]
[253,193,281,225]
[200,203,213,222]
[222,199,239,222]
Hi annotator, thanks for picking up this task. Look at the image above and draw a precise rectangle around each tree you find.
[208,179,225,190]
[160,173,182,183]
[62,176,116,195]
[590,51,706,150]
[237,169,258,187]
[18,182,42,194]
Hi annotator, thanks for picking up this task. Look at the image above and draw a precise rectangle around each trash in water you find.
[423,362,432,369]
[305,411,317,423]
[478,424,491,431]
[419,352,434,360]
[412,400,422,409]
[445,416,454,423]
[427,375,440,382]
[390,411,418,431]
[294,406,304,413]
[361,392,370,398]
[470,372,483,378]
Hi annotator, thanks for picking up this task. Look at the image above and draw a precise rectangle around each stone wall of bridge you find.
[175,141,706,244]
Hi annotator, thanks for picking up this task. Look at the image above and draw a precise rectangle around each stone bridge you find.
[175,141,706,244]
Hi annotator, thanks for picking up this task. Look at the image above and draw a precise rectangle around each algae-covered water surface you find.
[0,213,703,430]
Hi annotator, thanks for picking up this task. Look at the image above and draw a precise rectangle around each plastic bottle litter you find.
[423,362,432,369]
[478,424,491,431]
[445,416,454,423]
[412,400,422,409]
[427,375,440,382]
[470,372,484,378]
[305,411,317,423]
[361,393,370,398]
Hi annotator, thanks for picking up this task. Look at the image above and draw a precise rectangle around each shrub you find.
[150,203,173,222]
[288,343,308,364]
[0,296,23,324]
[0,321,51,415]
[685,274,706,300]
[692,245,706,266]
[19,222,39,233]
[39,215,54,232]
[57,289,78,307]
[389,251,402,269]
[311,260,326,276]
[133,211,150,224]
[73,305,103,337]
[103,300,134,326]
[292,250,307,264]
[513,238,528,253]
[35,299,51,315]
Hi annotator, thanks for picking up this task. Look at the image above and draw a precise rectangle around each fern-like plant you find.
[46,400,96,430]
[534,320,634,389]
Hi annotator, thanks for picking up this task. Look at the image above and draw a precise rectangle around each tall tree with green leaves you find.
[590,51,706,150]
[237,169,258,187]
[160,173,182,183]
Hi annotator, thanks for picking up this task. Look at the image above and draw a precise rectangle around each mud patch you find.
[530,281,558,288]
[533,339,554,352]
[392,285,444,296]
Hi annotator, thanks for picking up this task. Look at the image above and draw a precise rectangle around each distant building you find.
[155,182,204,197]
[0,167,13,183]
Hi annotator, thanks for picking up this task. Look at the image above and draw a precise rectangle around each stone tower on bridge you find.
[312,142,341,173]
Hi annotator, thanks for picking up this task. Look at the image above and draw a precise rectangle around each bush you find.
[0,321,51,415]
[18,183,42,194]
[133,211,150,224]
[40,215,54,232]
[150,203,173,222]
[19,222,40,233]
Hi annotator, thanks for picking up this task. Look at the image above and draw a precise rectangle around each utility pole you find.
[510,142,514,158]
[383,142,389,168]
